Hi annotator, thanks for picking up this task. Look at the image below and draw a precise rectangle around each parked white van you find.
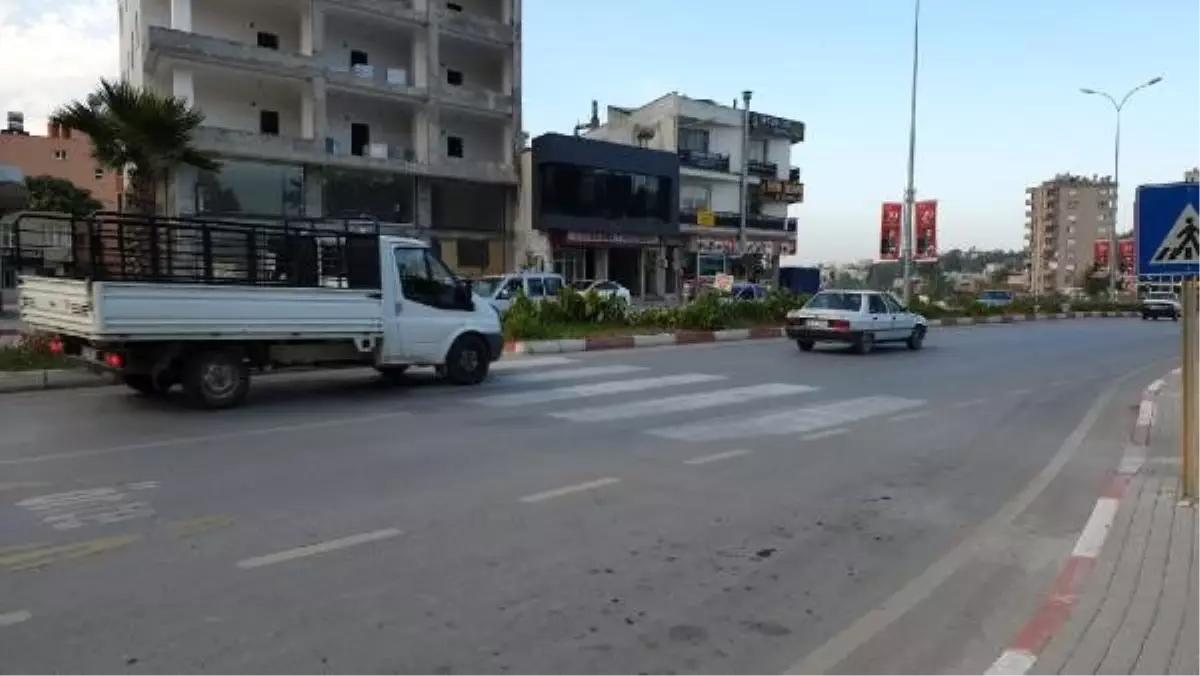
[473,271,566,315]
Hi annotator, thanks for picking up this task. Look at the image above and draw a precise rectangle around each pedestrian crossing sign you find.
[1136,182,1200,279]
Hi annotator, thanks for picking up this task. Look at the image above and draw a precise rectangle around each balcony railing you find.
[437,84,515,116]
[147,26,318,78]
[323,0,425,27]
[435,8,515,45]
[759,179,804,203]
[678,149,730,173]
[746,159,777,178]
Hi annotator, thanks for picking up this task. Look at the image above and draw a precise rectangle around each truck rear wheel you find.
[181,349,249,409]
[444,335,490,385]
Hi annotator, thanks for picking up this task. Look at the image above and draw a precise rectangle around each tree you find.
[50,79,219,215]
[24,175,103,215]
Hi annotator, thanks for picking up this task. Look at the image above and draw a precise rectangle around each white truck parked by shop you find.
[10,212,503,409]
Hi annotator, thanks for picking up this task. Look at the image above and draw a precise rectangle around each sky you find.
[1,0,1197,263]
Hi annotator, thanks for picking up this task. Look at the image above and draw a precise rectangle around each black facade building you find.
[530,133,683,296]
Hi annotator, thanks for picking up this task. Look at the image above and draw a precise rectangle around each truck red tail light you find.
[104,352,124,369]
[48,338,64,354]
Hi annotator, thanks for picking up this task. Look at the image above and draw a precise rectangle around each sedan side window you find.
[544,276,563,297]
[526,277,546,298]
[882,294,905,313]
[868,295,889,314]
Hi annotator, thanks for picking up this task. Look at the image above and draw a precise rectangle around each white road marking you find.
[951,397,988,408]
[984,649,1037,675]
[887,411,929,422]
[802,428,849,441]
[552,383,817,423]
[236,528,403,570]
[0,410,414,466]
[0,610,32,628]
[16,484,159,531]
[1136,399,1156,429]
[490,356,577,372]
[648,396,926,442]
[1071,498,1120,558]
[518,477,621,504]
[473,374,725,407]
[504,364,648,383]
[683,449,753,465]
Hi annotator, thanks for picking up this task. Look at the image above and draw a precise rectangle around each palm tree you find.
[51,78,219,215]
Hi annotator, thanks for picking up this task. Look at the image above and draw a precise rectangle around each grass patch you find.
[0,344,71,372]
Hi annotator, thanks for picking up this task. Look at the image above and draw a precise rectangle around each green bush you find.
[0,334,69,371]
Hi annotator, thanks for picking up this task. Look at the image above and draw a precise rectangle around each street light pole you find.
[1080,76,1162,297]
[738,90,752,261]
[900,0,920,305]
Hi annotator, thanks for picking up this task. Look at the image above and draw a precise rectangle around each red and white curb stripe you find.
[983,373,1168,675]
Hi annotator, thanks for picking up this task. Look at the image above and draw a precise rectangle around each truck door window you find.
[395,247,453,308]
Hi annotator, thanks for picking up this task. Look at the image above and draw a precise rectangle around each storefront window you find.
[195,160,304,217]
[539,163,672,222]
[324,170,415,223]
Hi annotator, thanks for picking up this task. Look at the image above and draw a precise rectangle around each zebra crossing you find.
[483,356,928,443]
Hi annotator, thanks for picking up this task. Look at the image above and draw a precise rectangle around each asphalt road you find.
[0,320,1183,674]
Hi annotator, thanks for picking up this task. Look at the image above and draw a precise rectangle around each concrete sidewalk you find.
[1032,374,1198,674]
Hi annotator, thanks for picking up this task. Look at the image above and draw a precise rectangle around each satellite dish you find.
[0,164,28,213]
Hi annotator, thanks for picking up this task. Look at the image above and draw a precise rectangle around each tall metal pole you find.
[738,90,752,260]
[1080,77,1161,298]
[900,0,920,305]
[1182,279,1198,501]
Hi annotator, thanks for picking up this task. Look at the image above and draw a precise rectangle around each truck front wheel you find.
[444,335,490,385]
[182,349,249,409]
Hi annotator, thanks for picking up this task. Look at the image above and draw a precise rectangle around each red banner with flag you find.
[1118,237,1134,272]
[879,202,902,261]
[915,200,938,261]
[1094,239,1111,267]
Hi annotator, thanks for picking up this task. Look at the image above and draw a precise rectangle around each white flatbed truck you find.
[11,212,503,409]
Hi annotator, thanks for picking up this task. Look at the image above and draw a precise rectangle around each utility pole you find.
[1080,76,1162,298]
[900,0,920,305]
[738,90,752,262]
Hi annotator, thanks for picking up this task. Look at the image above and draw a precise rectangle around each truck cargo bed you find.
[20,276,383,342]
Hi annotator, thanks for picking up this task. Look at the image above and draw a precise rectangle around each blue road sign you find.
[1136,181,1200,279]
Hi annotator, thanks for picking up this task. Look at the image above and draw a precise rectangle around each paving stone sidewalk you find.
[1034,376,1198,675]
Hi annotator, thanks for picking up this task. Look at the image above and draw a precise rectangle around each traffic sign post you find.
[1136,181,1200,500]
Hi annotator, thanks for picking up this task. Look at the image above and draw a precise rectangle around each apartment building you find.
[0,113,124,210]
[584,92,803,278]
[1025,173,1116,295]
[117,0,520,276]
[1185,167,1199,183]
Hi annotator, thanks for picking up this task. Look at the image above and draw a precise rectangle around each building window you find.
[259,110,280,135]
[350,50,368,67]
[94,168,105,181]
[680,184,711,211]
[257,32,279,49]
[678,128,709,153]
[446,69,463,86]
[53,149,67,160]
[538,162,673,222]
[323,169,414,223]
[195,159,305,216]
[446,2,463,10]
[458,239,489,269]
[446,135,464,158]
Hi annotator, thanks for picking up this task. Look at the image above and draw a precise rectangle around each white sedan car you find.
[570,279,632,304]
[785,289,928,354]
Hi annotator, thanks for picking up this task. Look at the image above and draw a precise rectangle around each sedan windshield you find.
[570,280,595,291]
[805,292,863,312]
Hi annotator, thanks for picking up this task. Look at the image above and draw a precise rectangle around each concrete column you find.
[303,166,323,217]
[503,122,514,165]
[655,245,666,296]
[171,68,194,105]
[411,35,428,88]
[415,178,433,228]
[300,1,315,55]
[308,77,327,142]
[596,248,609,280]
[170,0,192,31]
[427,8,440,94]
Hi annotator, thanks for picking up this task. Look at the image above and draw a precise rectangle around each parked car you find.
[473,271,566,315]
[570,279,632,304]
[1141,292,1181,321]
[976,289,1015,308]
[785,289,927,354]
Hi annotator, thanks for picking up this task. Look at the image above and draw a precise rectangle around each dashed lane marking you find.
[0,610,31,628]
[801,428,849,441]
[518,477,622,504]
[236,528,403,570]
[683,449,753,466]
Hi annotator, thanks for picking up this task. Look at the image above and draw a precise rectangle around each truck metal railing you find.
[1,211,384,289]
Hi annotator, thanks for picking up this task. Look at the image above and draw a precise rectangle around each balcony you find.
[678,149,730,173]
[437,85,515,117]
[193,127,320,165]
[324,67,427,105]
[746,159,777,178]
[759,179,804,203]
[436,8,515,46]
[680,210,796,233]
[321,0,426,28]
[146,26,318,79]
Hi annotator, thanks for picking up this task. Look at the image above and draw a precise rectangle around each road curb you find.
[503,311,1139,355]
[0,369,115,394]
[983,371,1172,675]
